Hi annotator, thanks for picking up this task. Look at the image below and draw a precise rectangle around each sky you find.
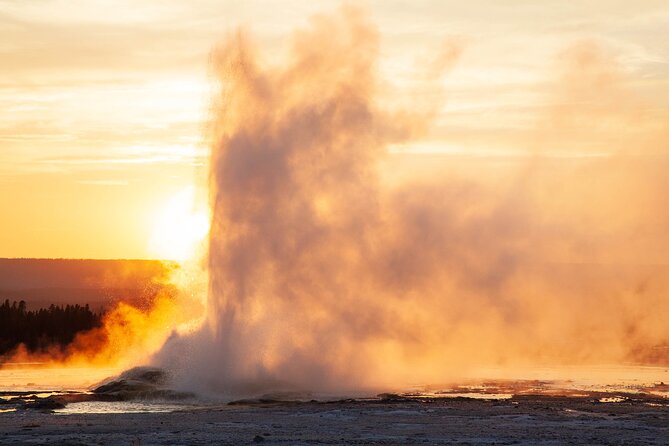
[1,0,668,259]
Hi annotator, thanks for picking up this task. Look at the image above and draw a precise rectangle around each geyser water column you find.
[158,7,459,396]
[205,7,445,395]
[156,7,669,397]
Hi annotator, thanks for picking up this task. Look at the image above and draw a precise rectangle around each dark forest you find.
[0,300,102,358]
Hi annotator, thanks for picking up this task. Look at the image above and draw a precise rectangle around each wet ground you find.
[1,392,669,445]
[1,366,668,445]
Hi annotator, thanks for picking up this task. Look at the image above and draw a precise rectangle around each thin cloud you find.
[76,179,130,186]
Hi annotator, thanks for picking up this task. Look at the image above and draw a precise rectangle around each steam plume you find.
[157,7,669,397]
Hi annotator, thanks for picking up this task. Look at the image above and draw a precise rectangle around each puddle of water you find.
[0,365,117,392]
[599,397,626,403]
[420,392,512,400]
[54,401,200,415]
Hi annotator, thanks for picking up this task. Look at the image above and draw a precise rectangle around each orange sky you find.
[1,0,668,259]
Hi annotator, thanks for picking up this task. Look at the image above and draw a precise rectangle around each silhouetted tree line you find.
[0,300,102,356]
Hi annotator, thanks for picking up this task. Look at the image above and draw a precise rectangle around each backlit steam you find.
[1,264,205,387]
[157,7,669,396]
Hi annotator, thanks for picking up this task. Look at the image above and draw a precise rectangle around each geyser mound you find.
[156,6,669,399]
[93,367,194,401]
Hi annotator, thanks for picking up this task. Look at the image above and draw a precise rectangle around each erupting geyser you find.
[156,7,669,398]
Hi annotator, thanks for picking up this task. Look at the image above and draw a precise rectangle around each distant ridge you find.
[0,258,177,310]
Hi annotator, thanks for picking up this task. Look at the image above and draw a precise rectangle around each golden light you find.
[148,186,209,261]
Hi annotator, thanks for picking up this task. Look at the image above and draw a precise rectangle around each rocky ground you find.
[1,394,668,445]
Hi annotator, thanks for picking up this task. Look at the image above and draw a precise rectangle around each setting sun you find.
[1,2,668,443]
[148,187,209,261]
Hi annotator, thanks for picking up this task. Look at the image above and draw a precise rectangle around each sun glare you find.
[149,187,209,261]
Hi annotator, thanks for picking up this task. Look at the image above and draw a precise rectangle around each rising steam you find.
[1,263,205,388]
[156,7,669,397]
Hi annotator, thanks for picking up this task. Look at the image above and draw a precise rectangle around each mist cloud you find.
[156,6,669,397]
